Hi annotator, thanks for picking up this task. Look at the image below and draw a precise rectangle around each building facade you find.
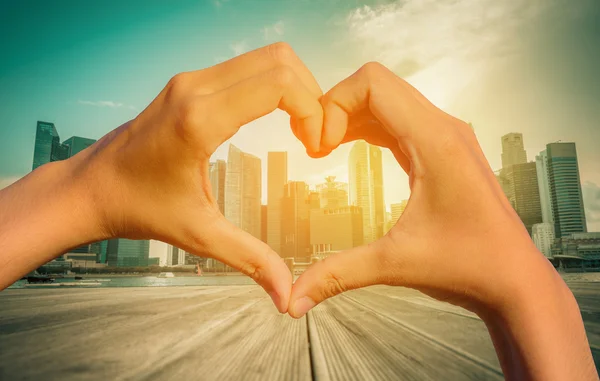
[62,136,97,157]
[310,206,364,252]
[267,152,288,256]
[349,141,385,244]
[532,222,555,258]
[316,176,348,209]
[503,162,543,235]
[225,144,262,239]
[535,150,554,224]
[106,239,150,267]
[546,143,587,238]
[501,132,527,169]
[209,159,227,214]
[32,121,63,170]
[281,181,312,261]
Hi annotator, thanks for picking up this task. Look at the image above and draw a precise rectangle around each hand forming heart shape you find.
[0,42,595,381]
[60,42,552,318]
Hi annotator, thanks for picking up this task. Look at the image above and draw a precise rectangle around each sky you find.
[1,0,599,255]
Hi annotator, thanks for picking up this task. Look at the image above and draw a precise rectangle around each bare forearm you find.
[0,160,103,289]
[481,263,598,381]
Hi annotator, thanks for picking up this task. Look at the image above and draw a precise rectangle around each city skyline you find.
[1,0,599,237]
[23,118,599,268]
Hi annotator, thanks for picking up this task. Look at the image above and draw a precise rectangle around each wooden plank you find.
[309,287,503,380]
[0,286,311,381]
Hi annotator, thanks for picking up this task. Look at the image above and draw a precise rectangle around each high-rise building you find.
[546,143,587,238]
[532,222,555,258]
[535,150,554,224]
[349,141,385,244]
[62,136,96,157]
[281,181,311,261]
[32,121,63,170]
[225,144,262,239]
[316,176,348,209]
[209,160,227,214]
[167,245,186,266]
[503,162,543,235]
[390,200,408,223]
[310,206,364,251]
[106,239,150,267]
[501,133,527,169]
[267,152,287,256]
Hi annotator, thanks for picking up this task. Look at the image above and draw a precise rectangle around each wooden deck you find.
[1,282,599,380]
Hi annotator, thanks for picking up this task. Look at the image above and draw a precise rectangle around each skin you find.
[0,43,325,313]
[0,43,597,380]
[289,62,599,381]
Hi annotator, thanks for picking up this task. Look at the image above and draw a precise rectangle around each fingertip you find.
[269,290,287,314]
[289,296,316,319]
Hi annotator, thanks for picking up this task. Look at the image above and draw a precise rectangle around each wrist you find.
[477,252,595,380]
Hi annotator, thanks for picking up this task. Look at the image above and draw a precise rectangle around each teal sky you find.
[1,0,599,229]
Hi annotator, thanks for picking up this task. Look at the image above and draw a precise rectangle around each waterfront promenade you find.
[1,280,599,380]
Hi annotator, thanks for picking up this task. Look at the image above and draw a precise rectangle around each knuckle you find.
[359,61,387,78]
[166,72,192,97]
[322,271,348,299]
[174,98,209,139]
[240,261,264,284]
[268,41,296,64]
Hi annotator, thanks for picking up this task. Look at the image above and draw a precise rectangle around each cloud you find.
[262,21,285,41]
[344,0,547,108]
[213,0,229,8]
[0,176,22,190]
[78,100,139,112]
[583,181,600,231]
[230,41,249,56]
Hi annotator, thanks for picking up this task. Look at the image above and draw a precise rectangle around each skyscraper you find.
[32,121,63,170]
[62,136,96,157]
[225,144,262,239]
[267,152,287,256]
[535,150,554,224]
[503,162,543,235]
[106,239,150,267]
[532,222,555,258]
[349,141,385,244]
[209,159,227,214]
[316,176,348,209]
[501,132,527,169]
[281,181,311,261]
[310,206,363,251]
[546,142,587,238]
[167,245,186,266]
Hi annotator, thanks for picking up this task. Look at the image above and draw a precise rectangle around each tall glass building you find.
[546,143,587,238]
[267,151,288,256]
[32,121,61,170]
[224,144,262,240]
[106,239,150,267]
[62,136,96,157]
[349,141,385,244]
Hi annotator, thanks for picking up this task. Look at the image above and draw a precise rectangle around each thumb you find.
[191,217,293,313]
[288,239,389,318]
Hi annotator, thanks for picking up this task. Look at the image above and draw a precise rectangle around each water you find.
[8,274,257,289]
[8,272,600,290]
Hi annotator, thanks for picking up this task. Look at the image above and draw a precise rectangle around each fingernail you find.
[293,296,316,318]
[268,291,283,313]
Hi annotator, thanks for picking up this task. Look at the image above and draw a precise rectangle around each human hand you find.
[66,43,323,312]
[289,62,564,318]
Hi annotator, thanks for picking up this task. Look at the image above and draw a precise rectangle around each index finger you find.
[205,42,323,98]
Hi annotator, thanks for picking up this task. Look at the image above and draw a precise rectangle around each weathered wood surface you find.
[1,281,599,380]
